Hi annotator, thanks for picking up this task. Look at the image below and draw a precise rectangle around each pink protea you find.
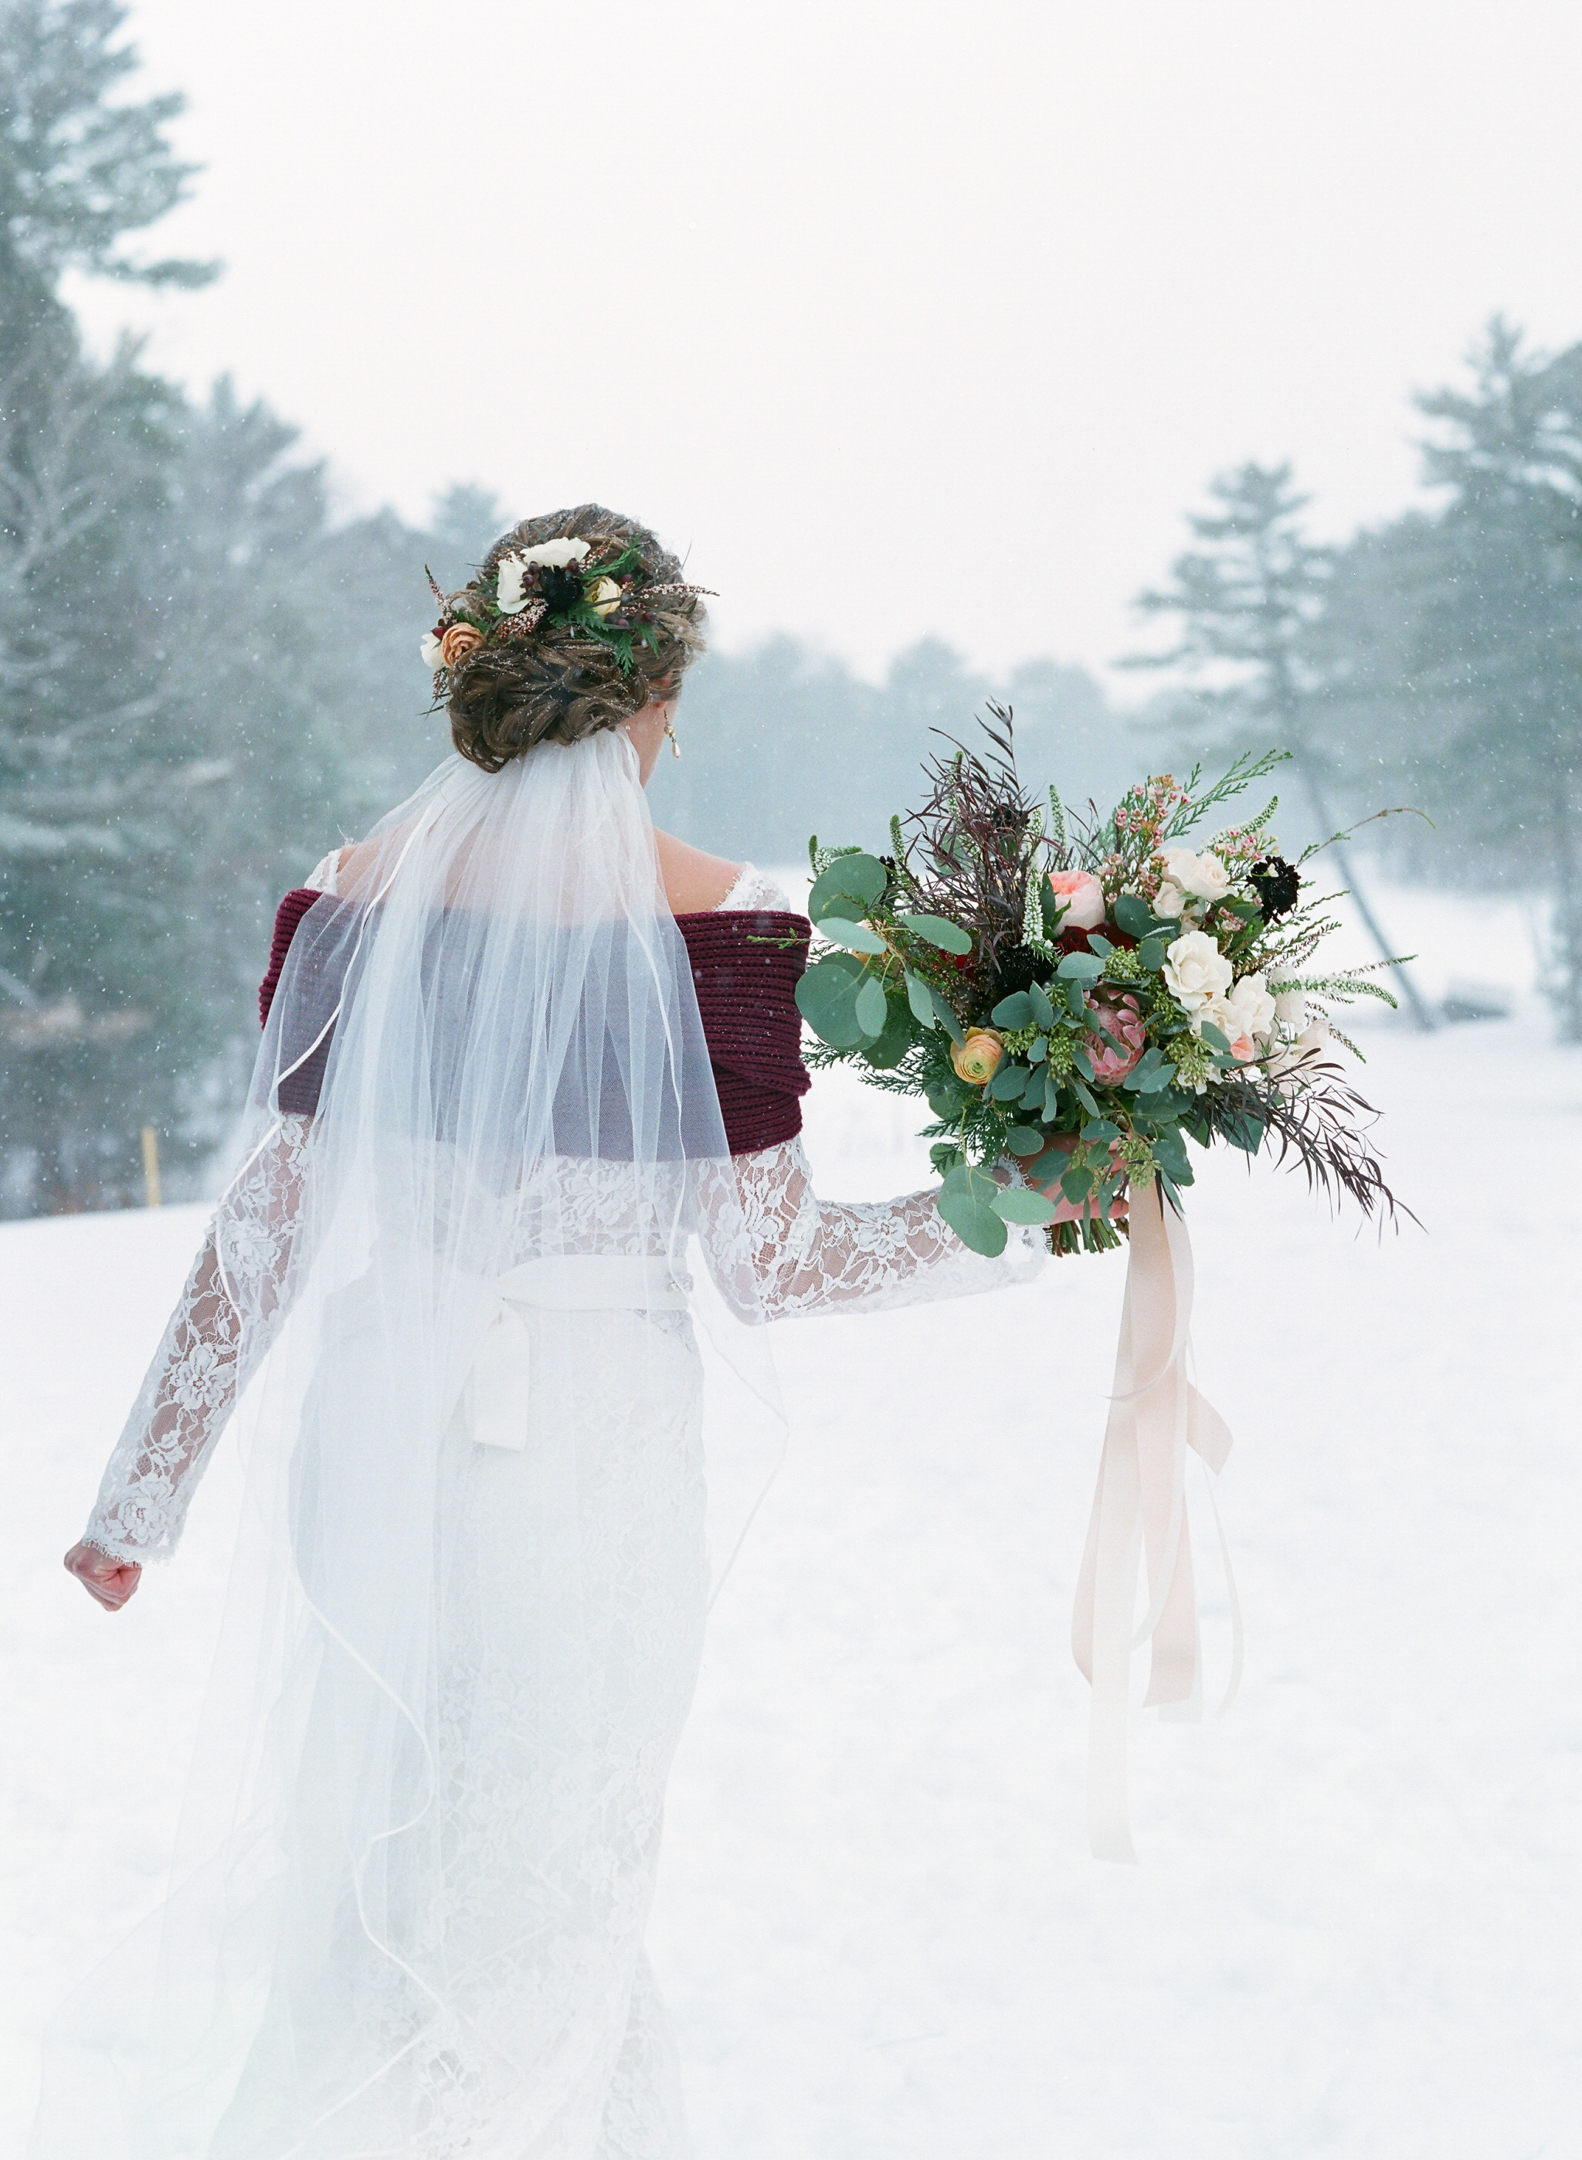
[1085,991,1147,1083]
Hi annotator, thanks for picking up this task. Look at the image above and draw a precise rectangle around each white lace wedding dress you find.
[74,862,1044,2160]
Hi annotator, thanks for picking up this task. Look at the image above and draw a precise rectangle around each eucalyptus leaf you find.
[899,911,973,955]
[1136,936,1168,973]
[935,1188,1009,1257]
[989,1062,1031,1101]
[1070,1043,1095,1082]
[1087,934,1115,959]
[1062,979,1088,1020]
[1043,1071,1063,1121]
[1019,1068,1046,1111]
[1080,1118,1122,1142]
[793,956,866,1046]
[1028,982,1055,1029]
[904,969,938,1026]
[1072,1077,1100,1118]
[1005,1125,1047,1156]
[1112,893,1155,938]
[1028,1033,1048,1063]
[807,852,886,921]
[929,987,965,1044]
[1152,1128,1194,1185]
[861,996,915,1069]
[1131,1090,1178,1118]
[817,916,887,955]
[1122,1048,1172,1093]
[854,974,889,1038]
[991,991,1036,1028]
[1060,1163,1095,1202]
[1199,1021,1233,1054]
[1057,951,1104,982]
[991,1187,1059,1226]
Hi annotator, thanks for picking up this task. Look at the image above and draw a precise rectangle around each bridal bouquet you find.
[796,713,1404,1256]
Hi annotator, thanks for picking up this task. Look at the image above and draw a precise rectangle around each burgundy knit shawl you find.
[258,889,811,1157]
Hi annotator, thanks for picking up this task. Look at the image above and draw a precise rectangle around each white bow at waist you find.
[452,1255,692,1453]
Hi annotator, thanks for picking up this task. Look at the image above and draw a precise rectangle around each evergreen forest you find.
[3,2,1580,1215]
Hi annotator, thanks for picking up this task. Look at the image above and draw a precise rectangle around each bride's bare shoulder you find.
[652,829,741,915]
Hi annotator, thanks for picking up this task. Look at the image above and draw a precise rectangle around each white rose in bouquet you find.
[1268,1016,1333,1089]
[1295,1017,1331,1060]
[1273,985,1308,1027]
[1225,971,1276,1044]
[1160,846,1233,904]
[1163,929,1234,1016]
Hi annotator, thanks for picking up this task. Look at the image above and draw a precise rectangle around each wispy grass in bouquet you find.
[796,711,1408,1255]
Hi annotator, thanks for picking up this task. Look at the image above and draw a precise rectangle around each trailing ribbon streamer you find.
[1070,1180,1239,1862]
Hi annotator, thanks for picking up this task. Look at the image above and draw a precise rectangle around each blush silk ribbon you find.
[1070,1180,1242,1862]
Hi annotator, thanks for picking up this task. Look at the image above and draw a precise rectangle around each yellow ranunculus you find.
[951,1028,1004,1086]
[588,576,622,618]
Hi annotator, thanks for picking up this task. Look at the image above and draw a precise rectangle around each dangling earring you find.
[664,718,681,759]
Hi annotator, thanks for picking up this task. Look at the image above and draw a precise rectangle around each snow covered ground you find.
[3,877,1579,2158]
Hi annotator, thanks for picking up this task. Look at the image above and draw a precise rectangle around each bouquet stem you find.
[1047,1213,1129,1258]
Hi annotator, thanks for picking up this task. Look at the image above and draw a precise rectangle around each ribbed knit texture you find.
[258,892,812,1154]
[675,908,812,1153]
[258,888,321,1030]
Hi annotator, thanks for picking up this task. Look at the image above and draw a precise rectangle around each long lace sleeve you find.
[731,1135,1045,1321]
[82,1115,314,1565]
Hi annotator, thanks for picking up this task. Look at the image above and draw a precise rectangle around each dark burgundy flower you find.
[537,565,586,615]
[1250,855,1301,919]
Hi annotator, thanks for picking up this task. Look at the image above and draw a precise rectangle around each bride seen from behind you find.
[42,504,1085,2160]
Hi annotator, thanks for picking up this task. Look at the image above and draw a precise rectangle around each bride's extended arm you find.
[728,1134,1047,1320]
[65,1115,314,1606]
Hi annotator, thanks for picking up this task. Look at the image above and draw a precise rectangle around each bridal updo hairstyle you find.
[442,505,708,773]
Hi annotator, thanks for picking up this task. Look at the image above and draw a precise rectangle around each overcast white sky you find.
[72,0,1582,690]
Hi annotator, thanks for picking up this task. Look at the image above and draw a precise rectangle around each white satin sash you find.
[452,1256,692,1453]
[1070,1182,1242,1861]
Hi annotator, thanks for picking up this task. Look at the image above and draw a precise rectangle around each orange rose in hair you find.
[951,1028,1005,1086]
[440,622,485,668]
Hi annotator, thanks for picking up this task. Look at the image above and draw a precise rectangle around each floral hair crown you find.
[420,535,713,680]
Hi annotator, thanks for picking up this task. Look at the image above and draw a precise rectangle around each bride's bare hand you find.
[64,1541,142,1612]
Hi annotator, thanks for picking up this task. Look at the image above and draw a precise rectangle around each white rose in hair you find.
[495,539,592,614]
[1225,971,1276,1044]
[1163,929,1233,1015]
[495,554,530,614]
[520,538,591,569]
[419,630,446,670]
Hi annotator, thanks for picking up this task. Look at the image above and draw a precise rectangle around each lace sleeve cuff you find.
[732,1136,1045,1321]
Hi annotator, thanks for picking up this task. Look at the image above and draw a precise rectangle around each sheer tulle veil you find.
[32,730,783,2157]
